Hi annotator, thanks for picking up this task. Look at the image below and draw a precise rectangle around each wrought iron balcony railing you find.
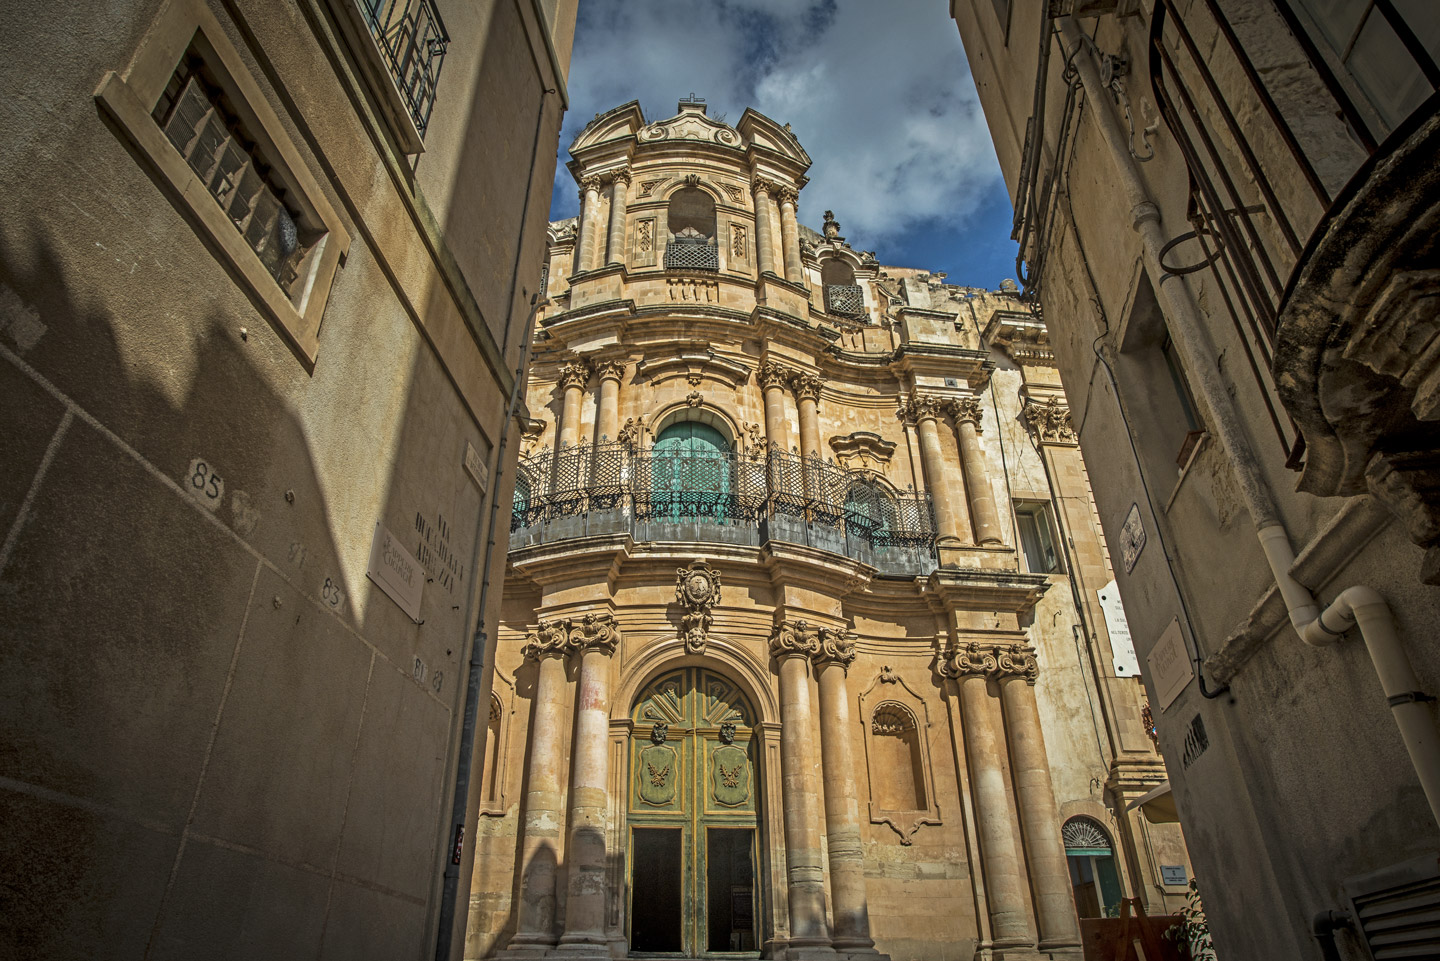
[664,242,720,271]
[824,284,865,317]
[510,443,938,576]
[360,0,450,139]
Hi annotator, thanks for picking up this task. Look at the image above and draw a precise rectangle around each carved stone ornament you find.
[720,182,744,204]
[791,373,824,403]
[775,185,799,207]
[639,110,741,147]
[557,359,591,390]
[521,619,570,661]
[675,559,721,654]
[752,176,782,198]
[1023,397,1077,445]
[900,394,946,423]
[608,168,632,187]
[719,722,737,744]
[578,174,603,198]
[617,416,646,448]
[685,390,703,408]
[994,643,1040,683]
[568,611,620,656]
[936,641,999,679]
[595,359,626,382]
[758,361,793,390]
[946,396,984,429]
[814,627,857,671]
[823,210,841,239]
[829,431,898,471]
[650,723,668,745]
[769,619,820,659]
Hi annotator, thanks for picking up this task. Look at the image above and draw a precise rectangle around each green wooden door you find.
[651,422,732,523]
[628,669,760,956]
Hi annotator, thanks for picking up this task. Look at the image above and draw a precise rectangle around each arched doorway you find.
[1063,816,1123,918]
[649,421,733,523]
[628,668,760,956]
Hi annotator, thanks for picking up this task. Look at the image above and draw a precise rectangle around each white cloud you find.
[554,0,1004,254]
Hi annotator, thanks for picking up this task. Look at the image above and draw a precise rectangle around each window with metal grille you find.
[358,0,449,140]
[153,55,304,292]
[825,284,865,316]
[664,242,720,271]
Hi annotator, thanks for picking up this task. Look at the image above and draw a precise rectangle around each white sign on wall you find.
[367,522,423,622]
[1148,619,1193,710]
[1097,579,1140,677]
[464,440,489,493]
[1119,503,1146,573]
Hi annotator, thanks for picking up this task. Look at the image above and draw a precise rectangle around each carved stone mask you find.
[719,723,736,744]
[650,724,668,745]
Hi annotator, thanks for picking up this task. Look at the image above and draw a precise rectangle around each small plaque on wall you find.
[1120,503,1146,573]
[1160,864,1189,886]
[367,521,423,622]
[1148,619,1193,710]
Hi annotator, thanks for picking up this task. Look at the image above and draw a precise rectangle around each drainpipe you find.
[1057,16,1440,828]
[435,293,546,961]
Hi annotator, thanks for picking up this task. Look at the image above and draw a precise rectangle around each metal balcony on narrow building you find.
[361,0,450,138]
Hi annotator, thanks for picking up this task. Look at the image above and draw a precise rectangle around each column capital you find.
[945,396,984,429]
[936,641,998,679]
[752,176,781,198]
[522,619,571,661]
[578,174,603,196]
[901,394,946,424]
[568,611,620,656]
[607,168,631,187]
[993,643,1040,683]
[759,360,794,390]
[769,619,820,660]
[557,359,592,390]
[813,627,857,672]
[1022,397,1077,445]
[595,359,626,383]
[775,185,799,207]
[790,372,824,402]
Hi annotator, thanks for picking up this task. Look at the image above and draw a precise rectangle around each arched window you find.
[665,187,719,271]
[870,702,927,810]
[648,421,732,522]
[1063,816,1123,918]
[821,258,864,317]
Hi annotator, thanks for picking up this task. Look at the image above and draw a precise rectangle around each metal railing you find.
[511,443,938,575]
[1144,0,1422,468]
[361,0,450,138]
[824,284,865,317]
[664,242,720,271]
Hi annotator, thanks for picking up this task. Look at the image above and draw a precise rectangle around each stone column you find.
[778,186,804,283]
[814,631,882,958]
[605,171,629,267]
[753,178,779,277]
[948,397,1003,546]
[504,622,574,955]
[594,361,624,446]
[769,621,835,960]
[556,360,591,451]
[996,644,1082,953]
[940,644,1031,950]
[576,175,604,273]
[760,362,792,451]
[557,614,621,958]
[905,395,973,547]
[793,373,824,498]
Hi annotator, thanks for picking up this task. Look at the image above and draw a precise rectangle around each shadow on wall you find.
[0,216,457,958]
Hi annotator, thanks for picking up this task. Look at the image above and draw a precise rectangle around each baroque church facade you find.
[465,99,1189,961]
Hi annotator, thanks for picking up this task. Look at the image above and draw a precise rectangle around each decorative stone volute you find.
[578,174,603,198]
[814,627,857,672]
[758,361,793,390]
[557,359,591,390]
[608,168,631,186]
[775,185,799,207]
[946,396,984,429]
[791,373,824,402]
[769,619,820,659]
[936,641,999,679]
[595,359,626,382]
[521,619,570,661]
[568,611,620,656]
[752,176,781,197]
[1022,397,1077,445]
[675,559,721,654]
[993,643,1040,683]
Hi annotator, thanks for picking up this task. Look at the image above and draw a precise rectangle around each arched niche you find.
[857,665,941,844]
[666,185,717,243]
[820,256,857,287]
[649,403,740,449]
[479,673,515,817]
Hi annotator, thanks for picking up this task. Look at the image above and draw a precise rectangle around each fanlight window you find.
[1063,816,1123,918]
[870,702,926,811]
[821,258,856,286]
[667,187,716,242]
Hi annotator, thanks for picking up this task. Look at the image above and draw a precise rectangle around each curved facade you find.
[466,99,1188,961]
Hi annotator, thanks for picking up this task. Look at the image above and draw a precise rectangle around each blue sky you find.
[547,0,1020,290]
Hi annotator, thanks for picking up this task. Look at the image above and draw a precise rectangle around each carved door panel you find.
[629,669,759,956]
